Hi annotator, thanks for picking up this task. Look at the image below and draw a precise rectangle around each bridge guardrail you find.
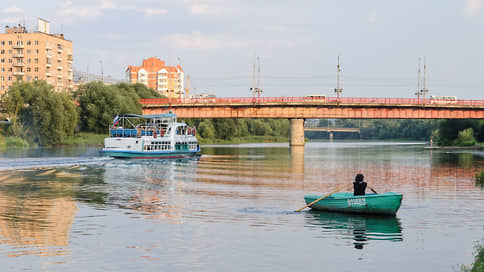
[140,97,484,106]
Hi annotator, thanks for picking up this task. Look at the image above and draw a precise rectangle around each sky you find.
[1,0,484,99]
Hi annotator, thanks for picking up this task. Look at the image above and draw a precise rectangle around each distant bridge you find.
[140,96,484,146]
[304,127,360,133]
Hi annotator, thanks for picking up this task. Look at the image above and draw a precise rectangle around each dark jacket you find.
[353,181,367,196]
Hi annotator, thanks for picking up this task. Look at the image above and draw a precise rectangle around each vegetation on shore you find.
[0,80,482,147]
[305,119,437,141]
[0,81,163,147]
[461,242,484,272]
[435,120,484,147]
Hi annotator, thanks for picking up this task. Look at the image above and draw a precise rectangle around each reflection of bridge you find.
[140,96,484,146]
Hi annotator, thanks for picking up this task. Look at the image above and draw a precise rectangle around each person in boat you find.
[353,173,367,196]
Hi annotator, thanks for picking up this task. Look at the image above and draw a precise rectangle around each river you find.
[0,141,483,271]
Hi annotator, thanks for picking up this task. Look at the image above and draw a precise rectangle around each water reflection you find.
[304,211,403,249]
[0,168,78,257]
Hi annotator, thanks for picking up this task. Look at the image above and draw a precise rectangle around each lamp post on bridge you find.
[334,56,343,103]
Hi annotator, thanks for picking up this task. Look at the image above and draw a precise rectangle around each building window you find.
[27,67,31,72]
[34,67,39,72]
[8,68,12,72]
[8,59,12,63]
[8,76,11,81]
[8,50,12,54]
[1,41,4,45]
[8,41,12,45]
[35,76,38,80]
[27,59,31,63]
[35,49,39,54]
[27,49,30,54]
[34,58,38,63]
[0,50,3,54]
[1,68,4,72]
[27,41,31,45]
[1,76,4,80]
[1,59,4,63]
[34,41,39,45]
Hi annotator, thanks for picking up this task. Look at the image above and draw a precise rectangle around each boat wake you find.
[0,156,113,170]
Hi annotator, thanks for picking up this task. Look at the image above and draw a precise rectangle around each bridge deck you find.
[141,97,484,119]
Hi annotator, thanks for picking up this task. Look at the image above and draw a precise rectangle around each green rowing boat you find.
[304,192,403,215]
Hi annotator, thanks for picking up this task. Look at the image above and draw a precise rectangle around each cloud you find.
[2,5,24,14]
[190,3,227,16]
[368,11,377,24]
[57,0,167,23]
[159,31,296,51]
[0,16,24,24]
[464,0,482,16]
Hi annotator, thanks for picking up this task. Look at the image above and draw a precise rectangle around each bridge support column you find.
[289,118,305,146]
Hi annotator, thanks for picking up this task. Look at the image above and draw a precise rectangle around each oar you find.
[296,184,352,212]
[368,185,378,194]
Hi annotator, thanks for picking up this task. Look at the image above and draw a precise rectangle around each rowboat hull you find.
[304,192,403,216]
[99,150,199,159]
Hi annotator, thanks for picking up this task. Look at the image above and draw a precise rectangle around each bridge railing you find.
[140,97,484,106]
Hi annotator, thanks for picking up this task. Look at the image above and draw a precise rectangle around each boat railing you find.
[110,128,164,138]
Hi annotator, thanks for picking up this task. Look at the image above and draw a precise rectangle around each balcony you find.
[57,74,62,79]
[57,66,63,70]
[12,54,24,58]
[46,54,52,58]
[57,48,63,54]
[13,44,24,49]
[57,57,63,62]
[68,60,72,64]
[13,71,24,76]
[13,62,25,67]
[46,63,52,68]
[46,72,52,77]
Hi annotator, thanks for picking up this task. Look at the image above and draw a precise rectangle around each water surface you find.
[0,141,483,271]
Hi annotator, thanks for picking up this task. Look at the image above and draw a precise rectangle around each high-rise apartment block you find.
[126,57,184,98]
[0,19,73,98]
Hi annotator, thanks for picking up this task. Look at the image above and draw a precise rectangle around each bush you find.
[454,128,477,146]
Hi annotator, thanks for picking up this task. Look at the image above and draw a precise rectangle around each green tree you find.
[3,81,78,145]
[74,82,161,133]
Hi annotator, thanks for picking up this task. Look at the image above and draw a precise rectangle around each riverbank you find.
[0,133,106,148]
[425,145,484,151]
[198,135,288,144]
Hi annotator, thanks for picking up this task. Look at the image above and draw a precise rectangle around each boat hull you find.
[99,149,200,159]
[304,192,403,215]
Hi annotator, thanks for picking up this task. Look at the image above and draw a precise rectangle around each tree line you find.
[0,80,481,146]
[1,81,162,146]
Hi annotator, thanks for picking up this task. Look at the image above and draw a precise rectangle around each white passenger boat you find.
[100,112,200,159]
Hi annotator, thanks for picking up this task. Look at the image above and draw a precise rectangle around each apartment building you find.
[0,19,73,98]
[126,57,184,98]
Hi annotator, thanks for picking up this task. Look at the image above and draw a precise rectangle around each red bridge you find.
[140,96,484,146]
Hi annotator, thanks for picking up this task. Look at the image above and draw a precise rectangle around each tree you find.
[3,81,78,145]
[74,82,162,133]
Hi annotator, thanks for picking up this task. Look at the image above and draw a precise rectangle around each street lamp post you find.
[99,60,104,83]
[334,56,343,103]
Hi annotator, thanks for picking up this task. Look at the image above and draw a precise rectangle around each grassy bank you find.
[462,243,484,272]
[63,133,107,146]
[198,135,288,145]
[0,135,30,148]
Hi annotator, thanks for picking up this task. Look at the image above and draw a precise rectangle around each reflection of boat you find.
[305,210,403,249]
[100,112,200,159]
[304,192,403,215]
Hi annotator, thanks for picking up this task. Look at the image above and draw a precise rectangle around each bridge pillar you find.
[289,118,305,146]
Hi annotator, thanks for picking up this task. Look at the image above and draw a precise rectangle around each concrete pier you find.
[289,118,305,146]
